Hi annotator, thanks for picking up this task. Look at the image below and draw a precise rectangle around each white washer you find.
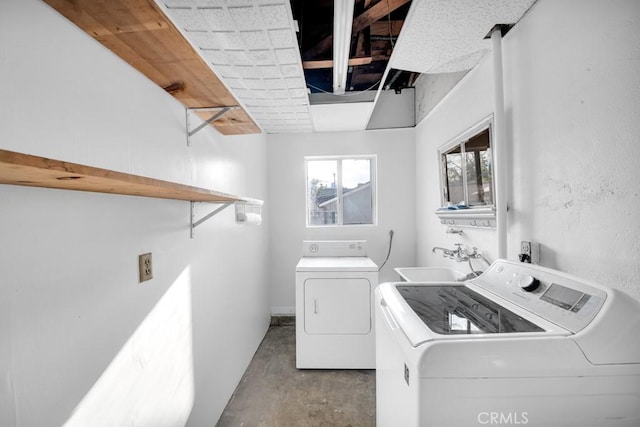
[376,259,640,427]
[296,240,378,369]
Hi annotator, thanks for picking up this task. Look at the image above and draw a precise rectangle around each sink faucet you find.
[432,244,493,279]
[432,246,454,257]
[452,243,469,262]
[432,244,468,261]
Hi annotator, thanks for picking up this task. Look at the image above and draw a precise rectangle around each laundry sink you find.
[394,267,467,282]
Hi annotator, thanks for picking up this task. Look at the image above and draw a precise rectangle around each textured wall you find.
[415,0,640,300]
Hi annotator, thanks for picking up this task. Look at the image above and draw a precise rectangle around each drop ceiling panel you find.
[160,0,313,134]
[391,0,537,74]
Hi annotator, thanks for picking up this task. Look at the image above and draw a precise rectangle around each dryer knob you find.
[518,275,540,292]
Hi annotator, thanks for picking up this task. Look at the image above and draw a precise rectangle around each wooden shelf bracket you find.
[186,106,240,145]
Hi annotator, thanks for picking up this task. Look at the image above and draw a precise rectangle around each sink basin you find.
[394,267,467,282]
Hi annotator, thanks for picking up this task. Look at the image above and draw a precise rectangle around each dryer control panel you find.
[302,240,367,257]
[472,260,607,334]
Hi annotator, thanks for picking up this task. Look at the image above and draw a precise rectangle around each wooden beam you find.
[370,20,404,36]
[352,0,410,34]
[303,57,373,70]
[304,0,410,59]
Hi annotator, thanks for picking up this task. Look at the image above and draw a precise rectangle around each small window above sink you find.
[435,116,496,229]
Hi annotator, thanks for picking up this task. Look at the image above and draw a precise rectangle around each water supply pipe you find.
[491,26,508,259]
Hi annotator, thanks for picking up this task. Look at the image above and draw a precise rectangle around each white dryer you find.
[296,240,378,369]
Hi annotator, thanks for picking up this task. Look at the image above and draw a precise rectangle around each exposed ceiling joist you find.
[303,0,410,60]
[303,57,372,70]
[352,0,410,34]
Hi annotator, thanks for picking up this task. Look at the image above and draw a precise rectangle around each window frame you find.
[435,116,497,229]
[305,155,378,227]
[438,116,495,208]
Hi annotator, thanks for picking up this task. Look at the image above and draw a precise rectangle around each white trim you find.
[438,115,495,208]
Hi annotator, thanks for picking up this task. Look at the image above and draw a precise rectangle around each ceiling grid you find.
[160,0,314,134]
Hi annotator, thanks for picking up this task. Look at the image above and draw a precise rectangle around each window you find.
[306,156,376,226]
[440,119,494,208]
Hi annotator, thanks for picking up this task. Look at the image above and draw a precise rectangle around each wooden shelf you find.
[0,149,262,204]
[43,0,260,136]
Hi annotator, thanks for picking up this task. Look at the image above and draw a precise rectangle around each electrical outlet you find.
[520,241,540,264]
[520,241,532,263]
[139,253,153,282]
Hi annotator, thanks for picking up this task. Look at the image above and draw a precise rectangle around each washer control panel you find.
[472,260,607,333]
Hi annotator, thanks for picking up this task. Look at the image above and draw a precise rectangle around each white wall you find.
[415,0,640,300]
[0,1,270,426]
[267,128,416,314]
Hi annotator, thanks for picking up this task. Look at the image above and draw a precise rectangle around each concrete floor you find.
[216,324,376,426]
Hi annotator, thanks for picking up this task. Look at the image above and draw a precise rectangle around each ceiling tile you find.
[215,65,239,78]
[168,7,209,31]
[267,29,294,48]
[279,64,300,77]
[235,65,262,78]
[256,65,280,78]
[284,77,304,88]
[242,79,269,90]
[249,90,271,99]
[288,88,308,98]
[228,6,264,30]
[226,50,253,65]
[200,49,227,64]
[266,89,289,98]
[247,49,276,65]
[240,30,271,50]
[160,0,313,134]
[259,4,290,28]
[200,7,235,31]
[244,99,275,107]
[274,48,298,65]
[264,78,286,89]
[204,31,246,50]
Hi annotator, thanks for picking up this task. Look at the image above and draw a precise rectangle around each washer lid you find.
[396,284,544,335]
[296,256,378,272]
[377,282,565,347]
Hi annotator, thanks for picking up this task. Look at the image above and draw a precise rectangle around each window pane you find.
[307,160,337,225]
[444,147,464,205]
[465,129,493,206]
[342,159,372,225]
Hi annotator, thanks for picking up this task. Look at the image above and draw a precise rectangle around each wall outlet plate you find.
[519,241,540,264]
[139,253,153,282]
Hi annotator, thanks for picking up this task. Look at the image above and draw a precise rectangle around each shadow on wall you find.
[64,267,195,426]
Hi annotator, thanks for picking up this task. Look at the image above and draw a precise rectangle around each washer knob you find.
[517,274,540,292]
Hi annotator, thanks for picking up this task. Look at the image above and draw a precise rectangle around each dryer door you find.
[304,278,372,334]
